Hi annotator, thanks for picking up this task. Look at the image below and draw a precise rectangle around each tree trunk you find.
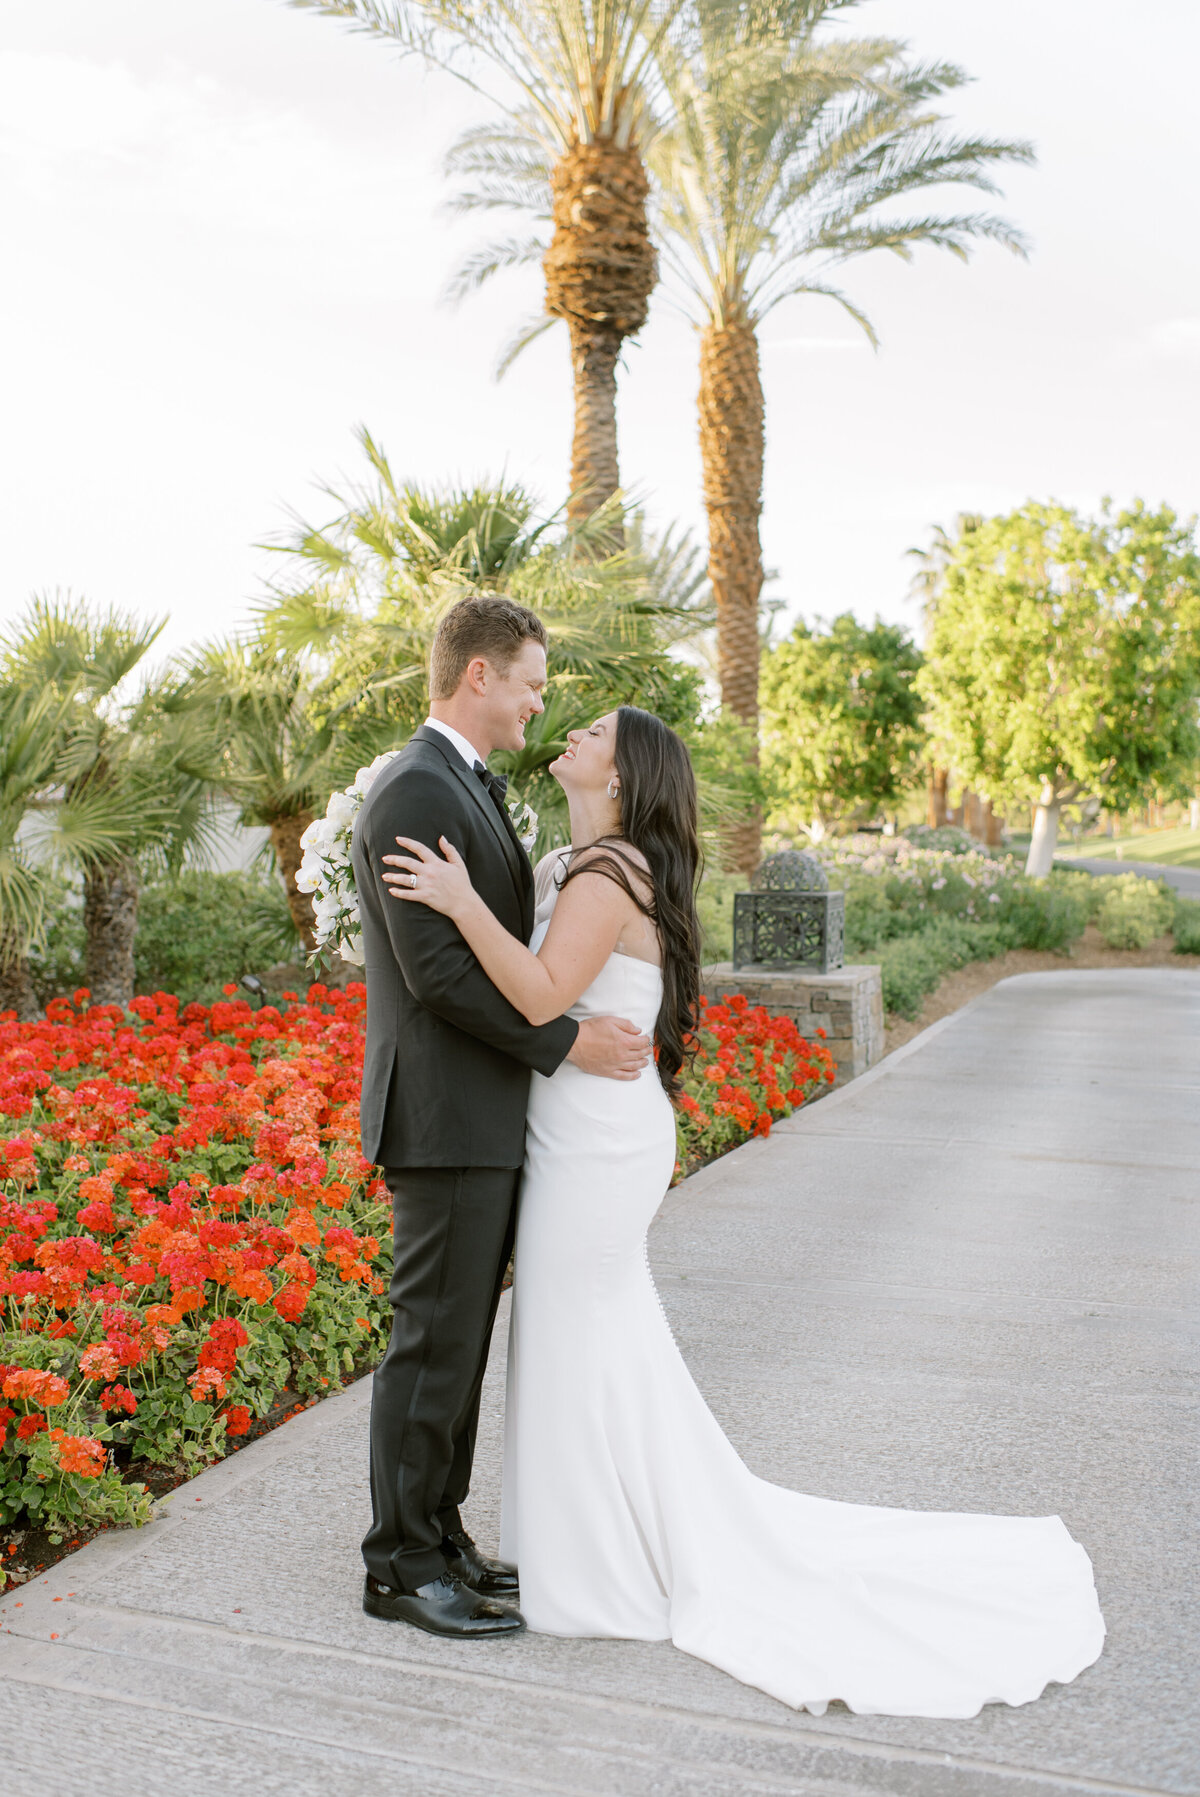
[270,811,317,953]
[699,317,765,875]
[1025,786,1061,877]
[927,766,949,827]
[565,321,621,528]
[0,934,39,1021]
[84,856,139,1008]
[984,800,1004,848]
[962,789,986,840]
[544,137,656,526]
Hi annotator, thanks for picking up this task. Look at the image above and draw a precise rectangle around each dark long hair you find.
[558,706,702,1099]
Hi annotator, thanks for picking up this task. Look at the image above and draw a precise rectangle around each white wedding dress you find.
[499,876,1105,1718]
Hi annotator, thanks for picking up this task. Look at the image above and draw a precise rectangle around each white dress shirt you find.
[423,716,487,771]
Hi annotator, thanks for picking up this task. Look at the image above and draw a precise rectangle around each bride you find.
[381,704,1105,1719]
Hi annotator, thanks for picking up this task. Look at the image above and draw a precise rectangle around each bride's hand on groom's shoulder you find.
[382,835,476,922]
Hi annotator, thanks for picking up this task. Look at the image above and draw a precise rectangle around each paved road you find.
[2,969,1197,1797]
[1056,853,1200,896]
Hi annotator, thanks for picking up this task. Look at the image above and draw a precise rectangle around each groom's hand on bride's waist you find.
[567,1016,652,1081]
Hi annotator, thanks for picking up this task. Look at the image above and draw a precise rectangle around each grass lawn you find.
[1056,825,1200,871]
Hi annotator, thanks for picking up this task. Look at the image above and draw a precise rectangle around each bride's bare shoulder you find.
[532,847,571,905]
[568,840,653,902]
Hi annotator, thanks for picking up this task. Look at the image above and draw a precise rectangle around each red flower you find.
[272,1282,309,1323]
[222,1404,252,1436]
[50,1427,106,1477]
[99,1383,138,1415]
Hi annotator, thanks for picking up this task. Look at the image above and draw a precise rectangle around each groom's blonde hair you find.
[430,595,548,700]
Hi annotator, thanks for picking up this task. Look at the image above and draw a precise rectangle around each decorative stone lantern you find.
[732,850,845,974]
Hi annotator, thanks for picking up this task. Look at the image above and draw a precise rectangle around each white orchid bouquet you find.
[296,750,402,968]
[296,750,539,967]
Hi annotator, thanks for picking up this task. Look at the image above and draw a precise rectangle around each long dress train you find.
[499,887,1105,1718]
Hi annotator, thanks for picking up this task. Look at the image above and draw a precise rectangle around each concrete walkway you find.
[3,969,1198,1797]
[1056,853,1200,897]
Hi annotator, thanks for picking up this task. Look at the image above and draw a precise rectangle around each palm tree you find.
[648,1,1031,866]
[177,644,361,954]
[0,681,76,1020]
[448,3,1031,866]
[2,597,213,1007]
[256,426,715,849]
[288,0,678,522]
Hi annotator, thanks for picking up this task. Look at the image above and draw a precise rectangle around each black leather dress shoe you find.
[442,1529,520,1598]
[363,1572,524,1637]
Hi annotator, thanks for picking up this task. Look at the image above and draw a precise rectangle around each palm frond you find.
[444,236,549,305]
[495,312,559,378]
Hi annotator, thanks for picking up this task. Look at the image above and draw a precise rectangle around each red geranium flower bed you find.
[675,994,835,1177]
[0,983,390,1572]
[1,981,832,1574]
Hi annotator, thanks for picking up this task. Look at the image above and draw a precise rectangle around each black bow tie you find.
[474,761,509,808]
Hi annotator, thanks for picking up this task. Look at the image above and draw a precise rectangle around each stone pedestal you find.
[700,962,884,1087]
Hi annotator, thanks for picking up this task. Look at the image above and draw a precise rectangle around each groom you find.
[352,594,651,1638]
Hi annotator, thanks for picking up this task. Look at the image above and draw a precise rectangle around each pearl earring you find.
[607,778,620,800]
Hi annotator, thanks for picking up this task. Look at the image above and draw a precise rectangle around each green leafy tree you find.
[761,613,925,841]
[917,502,1200,875]
[2,597,213,1009]
[907,512,984,824]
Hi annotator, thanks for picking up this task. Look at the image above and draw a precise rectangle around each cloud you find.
[1139,318,1200,362]
[0,49,427,244]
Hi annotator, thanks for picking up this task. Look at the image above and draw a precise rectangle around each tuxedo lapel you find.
[411,725,530,920]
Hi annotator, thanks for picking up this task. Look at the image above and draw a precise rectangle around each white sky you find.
[2,0,1198,668]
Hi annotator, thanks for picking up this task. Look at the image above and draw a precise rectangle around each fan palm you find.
[176,643,372,954]
[256,427,716,849]
[288,0,683,522]
[0,681,78,1019]
[2,596,214,1007]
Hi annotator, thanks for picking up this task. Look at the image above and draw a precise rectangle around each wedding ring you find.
[408,873,418,888]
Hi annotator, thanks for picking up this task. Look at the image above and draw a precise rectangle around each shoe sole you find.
[362,1596,525,1638]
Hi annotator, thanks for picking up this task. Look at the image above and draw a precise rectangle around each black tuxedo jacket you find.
[351,725,579,1168]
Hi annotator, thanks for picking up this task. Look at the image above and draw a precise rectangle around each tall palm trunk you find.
[0,932,39,1021]
[270,811,317,953]
[698,316,765,874]
[544,138,656,526]
[84,855,139,1008]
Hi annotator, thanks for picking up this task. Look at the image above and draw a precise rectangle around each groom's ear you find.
[463,656,491,697]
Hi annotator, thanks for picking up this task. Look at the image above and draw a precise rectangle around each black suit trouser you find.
[361,1164,518,1592]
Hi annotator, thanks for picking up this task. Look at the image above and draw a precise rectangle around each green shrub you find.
[28,872,301,1009]
[900,824,982,855]
[1170,894,1200,955]
[27,891,87,1005]
[1094,875,1174,949]
[1047,867,1108,922]
[992,877,1089,951]
[696,868,746,964]
[134,871,300,1002]
[864,919,1008,1018]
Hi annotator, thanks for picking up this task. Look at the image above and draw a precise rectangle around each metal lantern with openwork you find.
[732,851,845,973]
